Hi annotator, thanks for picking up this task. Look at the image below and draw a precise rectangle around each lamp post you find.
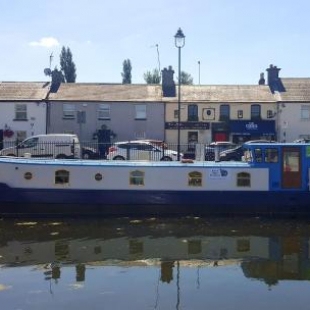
[174,28,185,161]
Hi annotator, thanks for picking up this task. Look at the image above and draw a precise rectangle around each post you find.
[174,28,185,161]
[177,46,181,161]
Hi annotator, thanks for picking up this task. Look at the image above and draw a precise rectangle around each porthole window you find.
[24,172,32,180]
[95,173,103,181]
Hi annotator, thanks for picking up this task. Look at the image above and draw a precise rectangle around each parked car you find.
[294,138,310,143]
[107,140,182,161]
[219,140,276,161]
[0,134,81,159]
[81,146,100,159]
[205,141,236,161]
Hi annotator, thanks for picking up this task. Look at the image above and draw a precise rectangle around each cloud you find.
[29,37,60,48]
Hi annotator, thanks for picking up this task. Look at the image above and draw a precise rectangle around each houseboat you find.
[0,142,309,216]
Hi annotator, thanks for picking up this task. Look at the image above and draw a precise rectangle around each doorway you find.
[282,147,302,189]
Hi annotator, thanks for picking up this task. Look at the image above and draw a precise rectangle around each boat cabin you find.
[242,142,310,191]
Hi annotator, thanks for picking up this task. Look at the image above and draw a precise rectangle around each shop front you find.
[229,120,276,143]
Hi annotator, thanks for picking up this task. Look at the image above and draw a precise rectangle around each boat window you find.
[130,170,144,186]
[254,148,263,162]
[55,170,70,184]
[237,172,251,187]
[24,172,33,180]
[188,240,202,254]
[265,148,278,163]
[188,171,202,187]
[95,173,103,181]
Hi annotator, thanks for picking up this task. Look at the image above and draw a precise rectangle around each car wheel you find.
[113,156,125,160]
[160,156,172,161]
[82,152,91,159]
[56,154,67,159]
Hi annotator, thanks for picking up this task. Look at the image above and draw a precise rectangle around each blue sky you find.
[1,0,310,85]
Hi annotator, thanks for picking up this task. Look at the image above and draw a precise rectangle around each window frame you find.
[63,103,76,119]
[98,103,111,120]
[135,104,147,120]
[15,104,27,121]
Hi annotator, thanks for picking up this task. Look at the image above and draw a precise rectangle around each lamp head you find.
[174,28,185,48]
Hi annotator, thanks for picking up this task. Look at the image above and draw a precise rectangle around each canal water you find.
[1,216,310,310]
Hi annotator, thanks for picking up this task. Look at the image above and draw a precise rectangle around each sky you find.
[1,0,310,85]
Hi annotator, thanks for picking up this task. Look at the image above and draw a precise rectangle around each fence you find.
[0,140,236,161]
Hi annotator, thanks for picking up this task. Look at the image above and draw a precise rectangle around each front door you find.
[282,147,302,189]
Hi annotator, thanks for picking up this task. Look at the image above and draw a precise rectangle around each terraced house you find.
[0,64,309,152]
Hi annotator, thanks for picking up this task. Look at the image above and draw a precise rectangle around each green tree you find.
[179,71,193,85]
[50,67,65,92]
[121,59,132,84]
[143,68,161,84]
[60,46,77,83]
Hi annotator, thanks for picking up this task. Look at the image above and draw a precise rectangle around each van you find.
[0,134,81,159]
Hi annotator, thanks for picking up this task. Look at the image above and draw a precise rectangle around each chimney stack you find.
[258,72,265,85]
[266,64,281,87]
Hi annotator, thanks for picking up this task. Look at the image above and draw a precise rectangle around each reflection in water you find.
[1,216,310,309]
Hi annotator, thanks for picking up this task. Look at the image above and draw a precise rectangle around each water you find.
[1,216,310,310]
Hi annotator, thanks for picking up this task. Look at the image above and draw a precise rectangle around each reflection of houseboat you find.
[0,218,310,286]
[0,142,309,215]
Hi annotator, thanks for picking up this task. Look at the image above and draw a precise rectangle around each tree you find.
[60,46,77,83]
[121,59,132,84]
[50,67,65,92]
[179,71,193,85]
[143,68,161,84]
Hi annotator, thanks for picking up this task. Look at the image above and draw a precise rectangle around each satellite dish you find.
[44,68,52,76]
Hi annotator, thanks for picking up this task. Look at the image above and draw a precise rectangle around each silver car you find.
[107,140,182,161]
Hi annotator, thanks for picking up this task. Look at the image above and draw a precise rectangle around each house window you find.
[251,104,261,120]
[130,170,144,186]
[267,110,274,119]
[188,171,202,187]
[135,105,146,120]
[237,110,243,119]
[55,170,70,184]
[15,104,27,120]
[174,109,179,119]
[237,172,251,187]
[63,103,75,119]
[219,104,230,121]
[98,104,110,120]
[188,104,198,121]
[301,105,310,120]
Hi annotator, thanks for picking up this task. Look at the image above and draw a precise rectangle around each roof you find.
[174,84,275,102]
[277,78,310,102]
[0,82,49,101]
[48,83,163,102]
[48,83,275,103]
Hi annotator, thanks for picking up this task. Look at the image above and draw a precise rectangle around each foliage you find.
[50,67,65,92]
[143,68,161,84]
[179,71,193,85]
[60,46,77,83]
[121,59,132,84]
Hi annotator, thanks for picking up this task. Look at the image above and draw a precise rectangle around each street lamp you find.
[174,28,185,161]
